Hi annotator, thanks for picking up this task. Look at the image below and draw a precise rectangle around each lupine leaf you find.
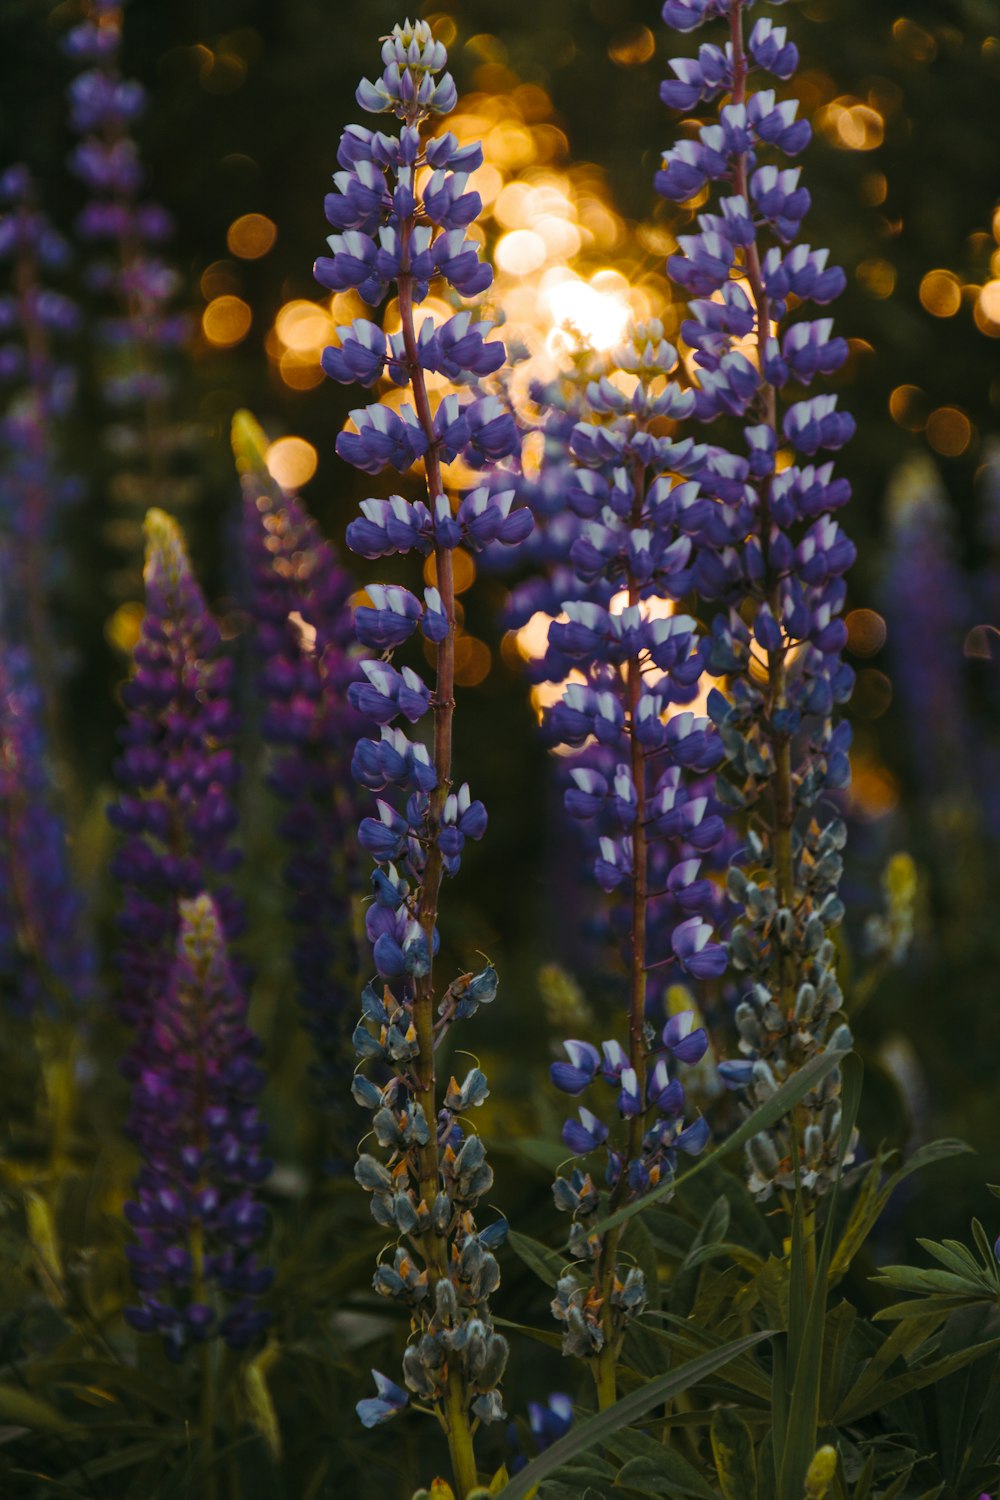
[616,1452,717,1497]
[587,1050,849,1240]
[833,1333,1000,1424]
[828,1312,939,1425]
[0,1383,81,1434]
[817,1299,859,1424]
[826,1137,974,1283]
[506,1230,566,1288]
[873,1294,982,1321]
[849,1449,875,1500]
[634,1313,772,1400]
[711,1405,757,1500]
[497,1331,773,1500]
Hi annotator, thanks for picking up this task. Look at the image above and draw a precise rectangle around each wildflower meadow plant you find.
[314,20,526,1489]
[4,7,1000,1500]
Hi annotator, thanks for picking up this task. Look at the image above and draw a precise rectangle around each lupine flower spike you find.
[0,166,81,680]
[522,325,720,1405]
[64,0,189,587]
[0,644,97,1016]
[109,508,243,1036]
[234,411,364,1155]
[316,20,527,1495]
[658,0,857,1200]
[123,891,272,1358]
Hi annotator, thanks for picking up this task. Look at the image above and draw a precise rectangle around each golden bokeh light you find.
[226,212,277,259]
[918,269,961,317]
[542,269,632,354]
[199,260,241,299]
[453,636,492,687]
[279,350,326,390]
[974,280,1000,336]
[852,669,893,720]
[816,97,884,151]
[925,406,973,457]
[424,549,477,595]
[889,384,928,431]
[495,228,548,276]
[891,17,938,62]
[202,294,252,347]
[265,436,318,489]
[965,624,1000,659]
[859,171,888,206]
[846,609,887,656]
[848,754,900,820]
[855,258,896,298]
[608,25,655,66]
[276,299,332,353]
[105,600,144,655]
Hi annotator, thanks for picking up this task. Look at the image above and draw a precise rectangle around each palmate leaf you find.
[828,1138,972,1286]
[825,1311,939,1425]
[497,1330,773,1500]
[586,1049,849,1241]
[606,1427,718,1497]
[832,1333,1000,1425]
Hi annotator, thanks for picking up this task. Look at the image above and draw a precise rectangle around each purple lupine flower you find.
[510,318,722,1373]
[882,454,971,797]
[0,644,97,1016]
[109,509,242,1035]
[63,0,189,581]
[658,0,857,1200]
[123,892,272,1359]
[234,411,365,1136]
[0,167,82,667]
[316,20,521,1470]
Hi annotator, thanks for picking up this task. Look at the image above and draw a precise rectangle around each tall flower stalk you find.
[0,644,96,1017]
[234,411,363,1151]
[64,0,189,585]
[657,0,856,1214]
[315,21,526,1493]
[109,509,243,1036]
[0,166,80,693]
[528,325,724,1407]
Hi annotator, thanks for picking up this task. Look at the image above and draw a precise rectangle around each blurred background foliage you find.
[1,0,1000,1492]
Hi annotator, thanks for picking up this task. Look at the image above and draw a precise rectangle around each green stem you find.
[191,1222,218,1500]
[397,213,478,1496]
[594,461,649,1410]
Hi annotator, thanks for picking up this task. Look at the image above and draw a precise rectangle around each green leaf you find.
[874,1294,981,1321]
[588,1050,850,1240]
[497,1331,773,1500]
[672,1195,731,1317]
[711,1406,758,1500]
[871,1265,985,1296]
[494,1316,563,1351]
[830,1140,971,1286]
[0,1383,81,1434]
[616,1453,717,1498]
[830,1315,941,1424]
[507,1230,566,1289]
[818,1299,858,1423]
[915,1236,988,1281]
[622,1215,662,1314]
[833,1334,1000,1425]
[970,1218,998,1276]
[633,1314,772,1401]
[849,1449,875,1500]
